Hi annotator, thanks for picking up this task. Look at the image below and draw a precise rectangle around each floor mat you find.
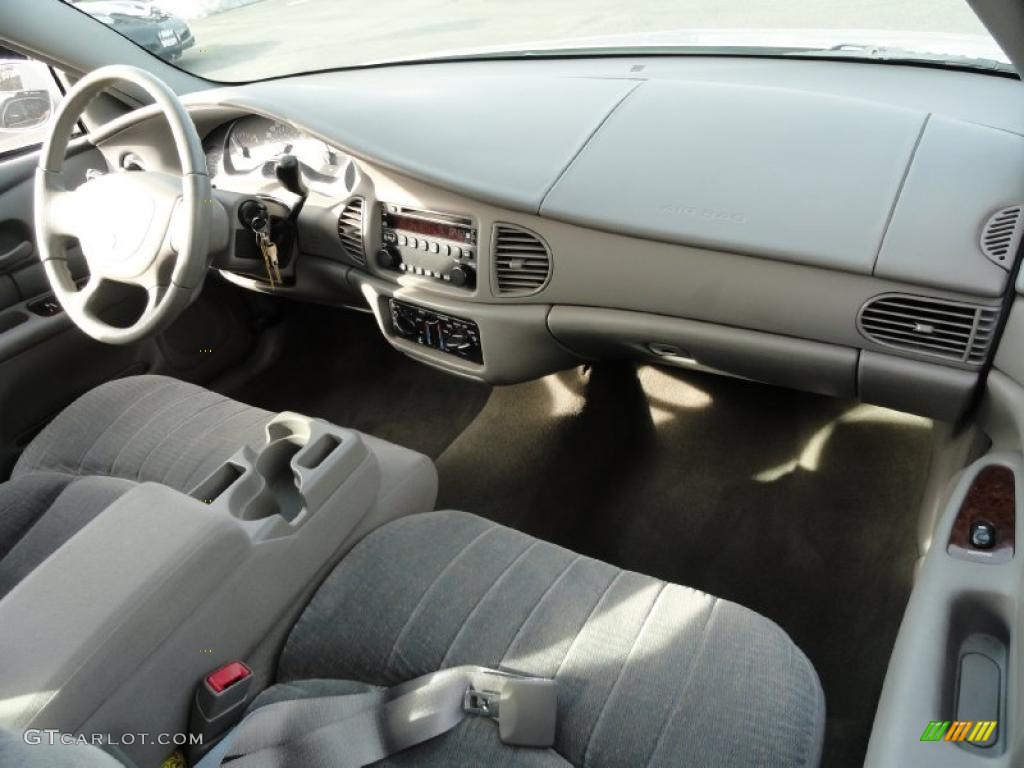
[231,305,933,768]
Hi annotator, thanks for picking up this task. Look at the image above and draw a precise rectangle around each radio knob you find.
[448,264,474,288]
[376,246,401,270]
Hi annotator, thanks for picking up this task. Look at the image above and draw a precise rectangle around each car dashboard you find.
[91,55,1024,422]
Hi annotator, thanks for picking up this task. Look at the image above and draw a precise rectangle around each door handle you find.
[0,241,34,274]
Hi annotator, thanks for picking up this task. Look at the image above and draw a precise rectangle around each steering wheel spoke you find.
[144,283,170,315]
[68,273,103,310]
[43,184,86,239]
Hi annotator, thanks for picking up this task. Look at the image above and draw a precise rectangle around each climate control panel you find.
[389,299,483,364]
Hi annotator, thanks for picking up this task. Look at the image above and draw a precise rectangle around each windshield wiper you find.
[783,44,1014,74]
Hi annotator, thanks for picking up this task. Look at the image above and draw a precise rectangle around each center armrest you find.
[0,485,249,730]
[0,423,382,755]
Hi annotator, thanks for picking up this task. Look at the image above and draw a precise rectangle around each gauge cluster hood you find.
[198,73,637,212]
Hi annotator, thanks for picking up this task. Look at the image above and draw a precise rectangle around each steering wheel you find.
[34,65,212,344]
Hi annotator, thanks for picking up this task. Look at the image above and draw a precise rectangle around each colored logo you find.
[921,721,997,743]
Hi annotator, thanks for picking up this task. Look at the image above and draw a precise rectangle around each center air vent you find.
[858,294,1000,367]
[492,224,551,295]
[981,205,1024,267]
[337,197,366,266]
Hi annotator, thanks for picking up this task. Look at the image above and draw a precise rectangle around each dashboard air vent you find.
[858,294,1000,367]
[493,224,551,295]
[981,205,1024,267]
[337,197,366,266]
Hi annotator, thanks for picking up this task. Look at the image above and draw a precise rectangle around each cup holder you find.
[190,412,353,529]
[298,434,341,470]
[191,462,244,505]
[243,436,305,522]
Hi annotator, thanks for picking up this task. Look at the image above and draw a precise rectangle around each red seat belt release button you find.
[190,661,254,764]
[206,661,252,694]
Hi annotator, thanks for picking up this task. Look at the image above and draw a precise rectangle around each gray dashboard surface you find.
[541,78,925,273]
[183,57,1024,294]
[875,114,1024,297]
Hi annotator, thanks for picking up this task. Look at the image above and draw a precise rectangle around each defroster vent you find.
[493,224,551,295]
[337,197,366,265]
[858,294,1000,367]
[981,205,1024,266]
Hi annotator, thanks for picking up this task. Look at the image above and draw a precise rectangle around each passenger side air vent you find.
[492,224,551,295]
[858,294,1000,367]
[981,205,1024,267]
[337,197,366,266]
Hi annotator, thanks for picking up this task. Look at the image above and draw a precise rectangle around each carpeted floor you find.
[229,305,491,459]
[229,304,935,768]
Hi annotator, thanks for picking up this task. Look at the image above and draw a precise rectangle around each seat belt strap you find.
[220,666,556,768]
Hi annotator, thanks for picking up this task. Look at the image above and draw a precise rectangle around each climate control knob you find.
[393,311,417,336]
[448,264,474,288]
[376,246,401,270]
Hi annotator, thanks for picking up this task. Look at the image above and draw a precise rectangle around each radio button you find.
[398,234,408,246]
[408,237,418,248]
[421,240,430,251]
[430,242,440,254]
[450,245,462,259]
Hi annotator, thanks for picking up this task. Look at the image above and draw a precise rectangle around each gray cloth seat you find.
[0,375,437,600]
[1,377,824,766]
[246,510,825,767]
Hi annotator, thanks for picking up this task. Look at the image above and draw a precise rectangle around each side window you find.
[0,52,65,156]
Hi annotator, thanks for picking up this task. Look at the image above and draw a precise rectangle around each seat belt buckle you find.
[464,677,556,748]
[187,661,254,763]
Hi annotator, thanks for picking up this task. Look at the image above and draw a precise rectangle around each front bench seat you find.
[0,513,825,767]
[0,375,437,599]
[241,510,825,767]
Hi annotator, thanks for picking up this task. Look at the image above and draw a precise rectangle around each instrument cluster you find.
[204,115,355,194]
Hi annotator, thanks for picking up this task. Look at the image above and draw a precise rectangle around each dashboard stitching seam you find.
[537,80,644,214]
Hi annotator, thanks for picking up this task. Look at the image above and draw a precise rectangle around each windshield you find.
[62,0,1010,82]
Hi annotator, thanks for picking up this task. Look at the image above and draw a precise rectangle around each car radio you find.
[377,204,477,288]
[389,299,483,364]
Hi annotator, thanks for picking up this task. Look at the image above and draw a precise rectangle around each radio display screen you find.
[386,213,470,243]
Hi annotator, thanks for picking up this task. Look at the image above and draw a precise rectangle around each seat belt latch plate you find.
[463,688,501,718]
[465,677,557,748]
